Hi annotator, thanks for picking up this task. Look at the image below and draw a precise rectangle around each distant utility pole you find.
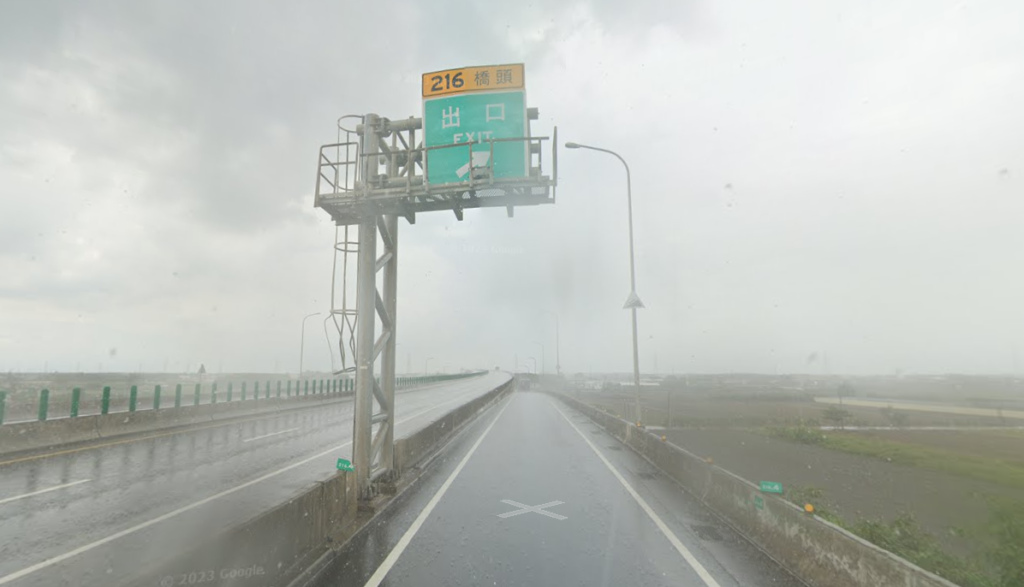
[533,341,546,375]
[542,310,561,377]
[299,312,321,376]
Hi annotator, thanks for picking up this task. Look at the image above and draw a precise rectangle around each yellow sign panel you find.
[422,63,525,98]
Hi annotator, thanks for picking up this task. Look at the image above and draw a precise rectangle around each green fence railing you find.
[0,370,488,425]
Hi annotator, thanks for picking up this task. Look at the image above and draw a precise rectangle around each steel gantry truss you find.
[315,111,556,497]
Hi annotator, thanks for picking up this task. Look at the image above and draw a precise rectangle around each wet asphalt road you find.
[326,390,805,587]
[0,371,510,587]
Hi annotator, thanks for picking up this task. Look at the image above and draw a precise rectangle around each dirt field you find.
[659,428,1018,556]
[584,391,1011,429]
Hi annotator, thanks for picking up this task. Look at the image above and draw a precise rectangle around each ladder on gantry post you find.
[327,117,362,377]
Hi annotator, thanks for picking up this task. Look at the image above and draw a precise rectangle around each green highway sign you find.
[754,495,764,510]
[423,90,527,185]
[336,458,354,472]
[759,481,784,494]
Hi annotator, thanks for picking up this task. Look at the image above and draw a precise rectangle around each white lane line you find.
[241,427,300,443]
[363,398,512,587]
[0,440,353,586]
[0,479,92,506]
[549,400,723,587]
[0,381,504,586]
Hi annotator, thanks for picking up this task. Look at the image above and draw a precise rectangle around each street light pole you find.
[322,315,336,373]
[424,357,434,374]
[527,356,537,374]
[565,142,644,425]
[532,341,545,375]
[299,312,321,377]
[542,310,561,377]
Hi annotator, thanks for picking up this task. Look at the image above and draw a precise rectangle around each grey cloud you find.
[2,0,1023,375]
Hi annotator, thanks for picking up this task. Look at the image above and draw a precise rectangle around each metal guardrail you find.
[0,371,487,425]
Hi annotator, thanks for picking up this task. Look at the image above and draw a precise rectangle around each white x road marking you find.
[497,500,567,520]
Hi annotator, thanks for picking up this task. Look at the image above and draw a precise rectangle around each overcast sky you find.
[2,0,1022,376]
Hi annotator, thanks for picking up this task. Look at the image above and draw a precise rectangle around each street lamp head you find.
[564,142,581,149]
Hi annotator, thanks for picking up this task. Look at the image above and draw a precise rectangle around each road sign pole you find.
[313,67,555,498]
[353,213,377,497]
[380,213,399,476]
[352,113,381,498]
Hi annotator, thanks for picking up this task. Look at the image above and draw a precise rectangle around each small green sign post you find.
[423,90,527,185]
[336,458,354,472]
[754,495,765,510]
[759,481,784,494]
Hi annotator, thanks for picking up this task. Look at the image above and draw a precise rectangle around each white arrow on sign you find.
[456,151,491,179]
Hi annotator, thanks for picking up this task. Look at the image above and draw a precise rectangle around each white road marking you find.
[550,399,723,587]
[241,427,300,443]
[497,499,567,520]
[0,479,92,506]
[0,380,505,586]
[362,398,511,587]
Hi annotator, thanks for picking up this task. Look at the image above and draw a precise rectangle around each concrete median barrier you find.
[0,374,483,458]
[0,396,353,458]
[550,392,959,587]
[95,408,206,438]
[395,378,513,472]
[134,472,358,587]
[0,417,100,454]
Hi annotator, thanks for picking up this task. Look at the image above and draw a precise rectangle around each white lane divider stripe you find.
[0,384,498,586]
[362,397,513,587]
[241,428,301,443]
[0,479,92,506]
[0,441,353,586]
[549,399,723,587]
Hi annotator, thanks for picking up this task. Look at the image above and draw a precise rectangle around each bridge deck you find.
[327,390,803,587]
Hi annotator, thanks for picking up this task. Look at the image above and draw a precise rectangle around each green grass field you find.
[764,425,1024,492]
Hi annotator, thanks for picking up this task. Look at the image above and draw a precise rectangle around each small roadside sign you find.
[754,495,764,510]
[336,458,354,472]
[759,481,784,494]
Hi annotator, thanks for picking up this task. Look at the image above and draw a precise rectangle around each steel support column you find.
[352,215,377,496]
[379,213,399,474]
[352,113,382,497]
